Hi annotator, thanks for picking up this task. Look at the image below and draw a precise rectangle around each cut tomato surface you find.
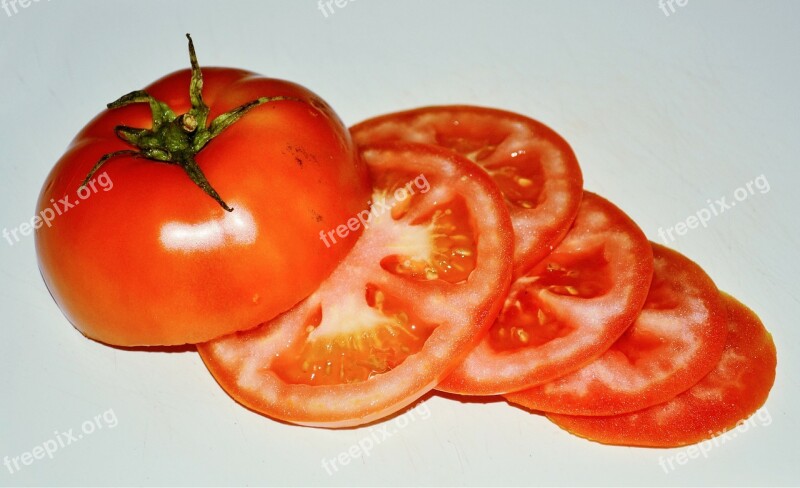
[198,142,514,427]
[547,293,777,447]
[438,191,653,396]
[351,105,584,276]
[505,243,727,415]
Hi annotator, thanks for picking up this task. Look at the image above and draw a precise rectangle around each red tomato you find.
[505,243,728,415]
[198,142,514,427]
[351,105,584,276]
[34,36,371,346]
[438,191,653,395]
[547,293,777,447]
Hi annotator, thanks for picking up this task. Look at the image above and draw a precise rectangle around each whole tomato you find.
[35,35,371,346]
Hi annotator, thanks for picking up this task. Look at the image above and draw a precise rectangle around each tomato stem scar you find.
[82,34,300,212]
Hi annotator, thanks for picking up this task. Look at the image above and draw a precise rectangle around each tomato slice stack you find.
[547,293,776,447]
[352,106,584,276]
[438,192,653,395]
[504,243,728,415]
[345,105,777,447]
[195,104,776,445]
[198,142,514,427]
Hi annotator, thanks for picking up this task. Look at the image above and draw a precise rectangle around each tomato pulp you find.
[439,192,653,395]
[199,142,514,427]
[352,105,583,276]
[505,243,728,415]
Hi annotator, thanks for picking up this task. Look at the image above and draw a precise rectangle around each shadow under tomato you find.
[435,389,550,418]
[106,343,198,353]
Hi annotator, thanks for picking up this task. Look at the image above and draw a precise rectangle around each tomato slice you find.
[437,191,653,395]
[197,142,514,427]
[547,293,777,447]
[505,243,728,415]
[351,105,584,276]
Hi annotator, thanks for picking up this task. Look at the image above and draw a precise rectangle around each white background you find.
[1,1,798,486]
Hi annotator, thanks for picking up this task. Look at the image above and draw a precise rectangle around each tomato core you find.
[381,197,477,284]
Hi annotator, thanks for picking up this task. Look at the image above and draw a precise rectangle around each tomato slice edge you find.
[438,191,653,395]
[504,243,728,415]
[545,292,777,447]
[198,142,514,427]
[351,105,584,276]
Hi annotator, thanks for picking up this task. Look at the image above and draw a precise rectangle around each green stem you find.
[83,34,301,212]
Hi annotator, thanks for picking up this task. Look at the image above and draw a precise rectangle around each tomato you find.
[437,191,653,396]
[547,293,777,447]
[198,142,514,427]
[505,243,728,415]
[351,105,584,276]
[34,36,371,346]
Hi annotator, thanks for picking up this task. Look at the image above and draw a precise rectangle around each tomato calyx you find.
[82,34,299,212]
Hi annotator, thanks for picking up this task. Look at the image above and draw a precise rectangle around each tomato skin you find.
[35,68,371,346]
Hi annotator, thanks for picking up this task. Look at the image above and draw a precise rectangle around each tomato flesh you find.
[351,105,584,276]
[547,293,777,447]
[270,193,477,387]
[505,243,728,415]
[271,292,435,386]
[438,191,653,395]
[198,142,514,427]
[381,197,477,284]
